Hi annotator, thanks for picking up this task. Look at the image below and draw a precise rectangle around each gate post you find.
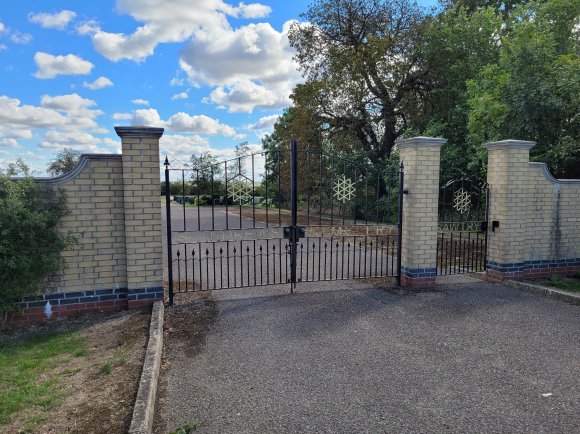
[115,126,165,308]
[396,136,446,288]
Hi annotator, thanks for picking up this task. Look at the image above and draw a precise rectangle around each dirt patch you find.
[153,292,217,434]
[1,309,150,434]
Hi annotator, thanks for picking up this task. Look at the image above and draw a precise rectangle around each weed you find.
[170,421,198,433]
[60,368,82,377]
[99,362,112,375]
[114,347,128,365]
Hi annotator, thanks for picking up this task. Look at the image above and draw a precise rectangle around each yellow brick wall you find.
[41,155,127,292]
[116,126,164,290]
[485,140,580,265]
[397,137,446,270]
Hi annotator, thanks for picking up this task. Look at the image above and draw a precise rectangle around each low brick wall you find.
[484,140,580,282]
[10,127,165,324]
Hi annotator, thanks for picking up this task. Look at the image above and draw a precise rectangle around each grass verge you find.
[0,331,87,428]
[534,274,580,293]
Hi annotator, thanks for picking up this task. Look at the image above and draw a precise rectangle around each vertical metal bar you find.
[319,152,323,225]
[252,154,256,228]
[177,250,181,292]
[266,239,270,285]
[164,157,174,305]
[375,171,380,226]
[364,169,369,225]
[307,151,311,226]
[449,232,453,275]
[227,241,230,288]
[330,155,335,225]
[192,247,196,290]
[196,170,201,231]
[253,240,257,286]
[225,161,229,230]
[212,243,216,289]
[185,246,188,290]
[182,170,186,231]
[240,240,244,287]
[290,139,298,292]
[396,162,404,286]
[265,152,269,227]
[210,166,215,230]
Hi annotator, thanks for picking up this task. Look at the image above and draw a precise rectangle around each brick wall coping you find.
[483,139,536,150]
[32,154,122,185]
[115,125,164,138]
[395,136,447,148]
[529,162,580,185]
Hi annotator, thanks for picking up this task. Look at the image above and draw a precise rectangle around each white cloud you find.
[40,93,102,120]
[33,52,94,79]
[83,76,114,90]
[0,22,4,33]
[88,0,299,112]
[10,32,33,44]
[76,20,100,36]
[132,98,149,106]
[0,138,19,148]
[112,112,133,120]
[0,44,7,52]
[165,112,236,135]
[28,10,77,30]
[0,94,110,156]
[171,91,188,100]
[124,108,236,136]
[247,114,279,130]
[179,20,300,112]
[206,80,289,113]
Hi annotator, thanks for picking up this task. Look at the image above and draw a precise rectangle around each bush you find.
[0,169,76,317]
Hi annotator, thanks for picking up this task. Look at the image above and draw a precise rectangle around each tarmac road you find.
[155,278,580,433]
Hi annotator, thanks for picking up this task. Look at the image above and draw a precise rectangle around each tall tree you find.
[467,0,580,178]
[47,148,81,176]
[191,151,222,195]
[288,0,431,169]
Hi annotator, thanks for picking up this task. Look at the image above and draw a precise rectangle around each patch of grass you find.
[538,275,580,293]
[170,421,198,433]
[0,331,87,426]
[114,347,128,365]
[99,362,113,375]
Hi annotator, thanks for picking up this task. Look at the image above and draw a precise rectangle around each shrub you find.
[0,166,76,318]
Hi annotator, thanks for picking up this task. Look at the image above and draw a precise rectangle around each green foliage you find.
[47,148,81,177]
[467,0,580,178]
[170,421,198,434]
[0,167,76,315]
[190,151,223,195]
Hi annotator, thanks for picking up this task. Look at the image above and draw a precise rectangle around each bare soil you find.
[1,309,150,434]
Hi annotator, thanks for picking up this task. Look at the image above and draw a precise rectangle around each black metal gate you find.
[164,141,403,304]
[436,176,488,275]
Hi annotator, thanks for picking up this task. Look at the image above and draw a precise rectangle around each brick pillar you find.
[483,140,535,282]
[115,126,164,308]
[397,136,446,288]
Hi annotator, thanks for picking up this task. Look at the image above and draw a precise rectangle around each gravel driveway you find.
[155,278,580,433]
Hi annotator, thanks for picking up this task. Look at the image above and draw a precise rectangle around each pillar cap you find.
[396,136,447,149]
[115,125,164,139]
[483,139,535,151]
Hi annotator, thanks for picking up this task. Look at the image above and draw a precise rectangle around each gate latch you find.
[283,226,306,240]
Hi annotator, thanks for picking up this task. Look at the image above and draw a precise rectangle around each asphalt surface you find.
[156,279,580,433]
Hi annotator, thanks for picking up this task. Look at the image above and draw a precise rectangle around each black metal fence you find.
[436,176,488,275]
[164,141,404,303]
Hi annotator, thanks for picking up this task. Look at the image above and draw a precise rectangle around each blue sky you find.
[0,0,437,175]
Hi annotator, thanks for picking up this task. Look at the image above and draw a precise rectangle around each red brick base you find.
[401,275,437,288]
[485,266,580,283]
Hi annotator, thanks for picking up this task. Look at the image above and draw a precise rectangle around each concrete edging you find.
[129,301,164,434]
[505,279,580,306]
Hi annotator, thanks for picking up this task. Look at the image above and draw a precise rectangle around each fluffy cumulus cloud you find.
[247,114,279,130]
[83,76,114,90]
[0,93,112,154]
[128,108,236,136]
[89,0,300,112]
[33,52,94,79]
[171,91,188,100]
[28,10,77,30]
[132,98,149,106]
